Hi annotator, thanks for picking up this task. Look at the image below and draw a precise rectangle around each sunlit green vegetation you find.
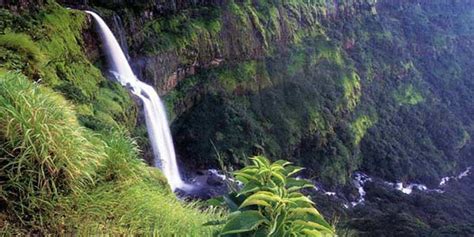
[394,84,424,106]
[351,115,377,145]
[140,7,221,55]
[0,2,135,132]
[0,71,222,235]
[218,156,334,236]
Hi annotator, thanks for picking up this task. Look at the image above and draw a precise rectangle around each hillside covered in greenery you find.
[1,0,473,235]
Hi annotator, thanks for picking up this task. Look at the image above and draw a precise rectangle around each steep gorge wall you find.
[63,0,377,94]
[1,0,473,188]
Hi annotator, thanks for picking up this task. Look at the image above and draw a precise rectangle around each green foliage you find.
[0,32,43,65]
[229,1,247,22]
[394,84,424,106]
[58,181,222,235]
[0,3,136,132]
[219,156,335,236]
[351,115,377,145]
[0,71,222,235]
[0,32,45,78]
[171,35,357,186]
[342,72,361,111]
[215,61,264,92]
[169,0,473,191]
[0,71,104,228]
[140,7,221,55]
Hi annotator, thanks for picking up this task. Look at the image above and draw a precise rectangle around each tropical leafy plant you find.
[219,156,335,236]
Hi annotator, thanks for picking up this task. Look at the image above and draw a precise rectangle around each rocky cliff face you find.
[0,0,44,12]
[4,0,472,187]
[64,0,377,94]
[62,0,473,188]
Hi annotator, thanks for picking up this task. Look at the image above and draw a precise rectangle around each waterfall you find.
[111,14,130,58]
[86,11,187,191]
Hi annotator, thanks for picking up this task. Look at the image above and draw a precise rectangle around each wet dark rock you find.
[177,169,229,200]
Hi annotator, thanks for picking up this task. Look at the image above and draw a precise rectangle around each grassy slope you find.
[0,3,135,132]
[0,2,222,235]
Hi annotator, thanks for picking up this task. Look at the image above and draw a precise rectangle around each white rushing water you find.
[439,166,471,186]
[86,11,186,191]
[351,172,372,206]
[333,167,472,208]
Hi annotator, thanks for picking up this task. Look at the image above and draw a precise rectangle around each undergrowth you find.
[0,2,136,132]
[0,71,222,235]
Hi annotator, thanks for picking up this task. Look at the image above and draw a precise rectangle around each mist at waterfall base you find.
[86,11,190,192]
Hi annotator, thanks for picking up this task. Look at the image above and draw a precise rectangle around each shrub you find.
[218,156,335,236]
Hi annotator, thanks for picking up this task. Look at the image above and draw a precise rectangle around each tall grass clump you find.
[59,179,223,235]
[0,71,104,228]
[0,71,223,235]
[54,132,223,235]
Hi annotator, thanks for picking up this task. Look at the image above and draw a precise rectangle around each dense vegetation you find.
[0,2,222,235]
[0,71,221,235]
[1,0,473,235]
[217,156,334,236]
[165,0,473,188]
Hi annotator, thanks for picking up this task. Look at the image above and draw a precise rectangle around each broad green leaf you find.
[288,208,332,230]
[238,167,259,175]
[284,165,305,177]
[271,171,286,184]
[273,159,292,167]
[270,165,285,173]
[268,207,287,235]
[223,194,242,212]
[251,156,271,168]
[235,172,260,183]
[240,192,282,209]
[220,211,267,236]
[300,213,332,230]
[292,220,335,234]
[288,195,315,205]
[222,157,333,237]
[240,199,272,208]
[288,192,304,198]
[289,207,322,217]
[237,181,261,196]
[287,178,314,192]
[257,168,271,175]
[301,229,325,237]
[252,227,269,237]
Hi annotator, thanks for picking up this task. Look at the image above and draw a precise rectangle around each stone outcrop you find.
[58,0,377,94]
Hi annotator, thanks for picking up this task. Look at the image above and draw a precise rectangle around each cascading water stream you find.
[86,11,187,191]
